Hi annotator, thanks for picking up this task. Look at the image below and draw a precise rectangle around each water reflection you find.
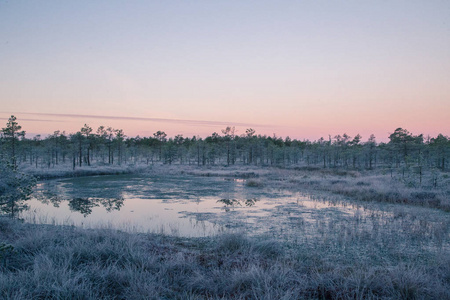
[217,198,259,211]
[68,197,124,216]
[28,174,268,236]
[33,183,63,207]
[69,198,99,217]
[244,198,258,207]
[22,174,424,240]
[99,197,124,212]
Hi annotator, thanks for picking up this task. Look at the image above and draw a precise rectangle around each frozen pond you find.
[22,174,392,237]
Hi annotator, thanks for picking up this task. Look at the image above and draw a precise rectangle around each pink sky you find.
[1,1,449,142]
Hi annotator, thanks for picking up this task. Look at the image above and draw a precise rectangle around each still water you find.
[22,174,370,237]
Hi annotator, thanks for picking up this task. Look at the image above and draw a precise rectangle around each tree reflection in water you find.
[68,198,99,217]
[99,197,124,212]
[244,198,258,207]
[34,183,63,208]
[35,180,125,217]
[217,198,259,212]
[68,197,124,217]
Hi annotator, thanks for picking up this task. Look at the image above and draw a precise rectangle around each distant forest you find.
[1,116,449,173]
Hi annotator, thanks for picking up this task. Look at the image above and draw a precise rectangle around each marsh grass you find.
[265,167,450,211]
[245,179,265,187]
[0,216,448,299]
[21,164,148,180]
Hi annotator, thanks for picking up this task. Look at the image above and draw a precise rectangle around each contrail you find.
[0,117,65,123]
[1,112,272,128]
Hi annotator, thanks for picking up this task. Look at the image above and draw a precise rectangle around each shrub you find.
[245,179,264,187]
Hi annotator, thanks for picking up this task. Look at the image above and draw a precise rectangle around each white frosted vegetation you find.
[0,216,448,299]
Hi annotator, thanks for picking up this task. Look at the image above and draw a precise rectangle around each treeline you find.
[1,116,449,173]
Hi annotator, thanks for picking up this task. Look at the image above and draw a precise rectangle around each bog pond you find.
[21,174,449,246]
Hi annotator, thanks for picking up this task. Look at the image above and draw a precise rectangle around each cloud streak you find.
[2,112,272,128]
[0,117,65,123]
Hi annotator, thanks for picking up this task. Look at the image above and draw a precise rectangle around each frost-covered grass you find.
[20,163,151,180]
[258,167,450,212]
[183,165,270,179]
[19,162,269,181]
[0,217,448,299]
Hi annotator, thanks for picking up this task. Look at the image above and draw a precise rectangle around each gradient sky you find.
[1,1,449,142]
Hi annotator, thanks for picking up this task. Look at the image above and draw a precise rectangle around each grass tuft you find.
[245,179,264,187]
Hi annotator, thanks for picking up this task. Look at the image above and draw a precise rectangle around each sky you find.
[0,0,449,142]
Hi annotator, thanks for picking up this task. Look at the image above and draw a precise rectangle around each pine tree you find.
[1,115,25,170]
